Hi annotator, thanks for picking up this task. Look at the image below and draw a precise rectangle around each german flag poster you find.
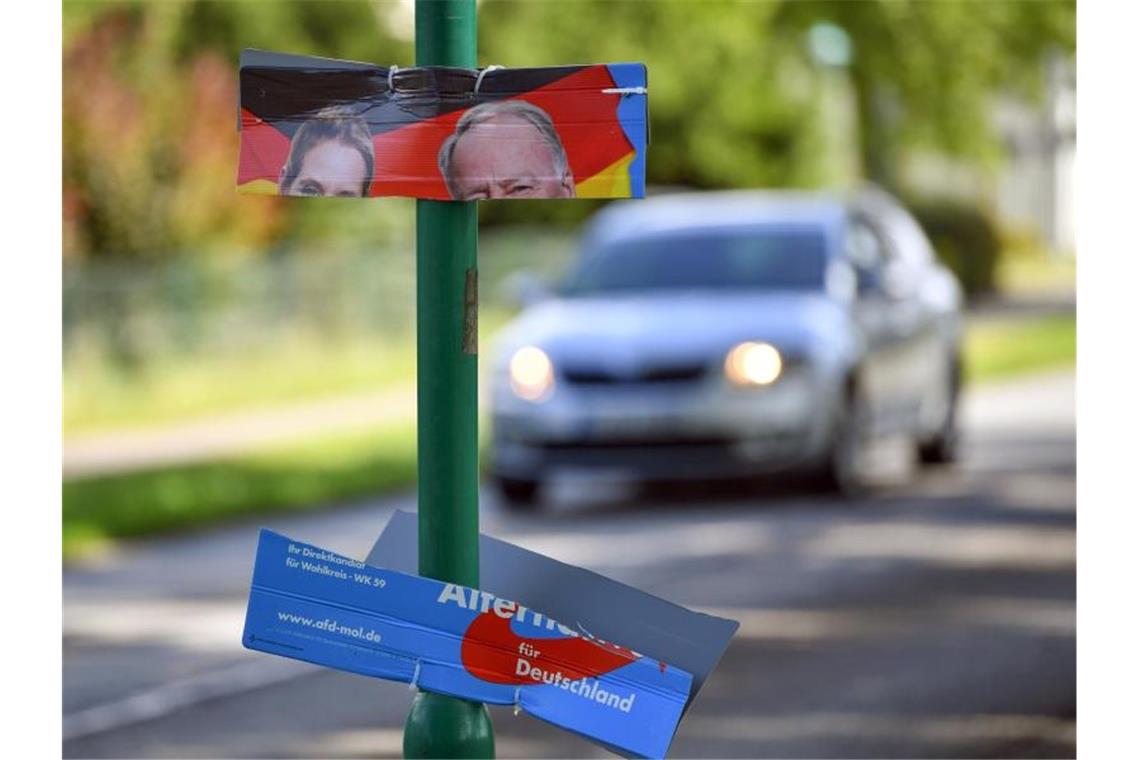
[237,49,648,201]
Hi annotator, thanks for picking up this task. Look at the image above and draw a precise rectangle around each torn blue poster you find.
[243,529,692,758]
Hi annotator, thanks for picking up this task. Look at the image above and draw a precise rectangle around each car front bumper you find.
[491,366,836,481]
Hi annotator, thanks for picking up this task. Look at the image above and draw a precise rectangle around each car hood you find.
[495,291,852,368]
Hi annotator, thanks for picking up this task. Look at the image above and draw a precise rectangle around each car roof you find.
[582,190,854,247]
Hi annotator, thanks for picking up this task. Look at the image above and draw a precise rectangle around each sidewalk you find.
[965,289,1075,324]
[63,384,416,478]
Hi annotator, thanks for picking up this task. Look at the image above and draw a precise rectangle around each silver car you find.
[489,188,963,507]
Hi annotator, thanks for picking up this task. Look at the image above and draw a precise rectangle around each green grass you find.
[964,313,1076,383]
[64,337,418,435]
[63,422,418,560]
[64,307,516,436]
[62,224,571,438]
[996,249,1076,295]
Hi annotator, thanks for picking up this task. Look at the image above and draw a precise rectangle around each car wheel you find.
[818,384,869,497]
[917,358,961,465]
[496,476,541,511]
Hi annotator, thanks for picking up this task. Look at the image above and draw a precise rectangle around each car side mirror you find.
[881,261,915,300]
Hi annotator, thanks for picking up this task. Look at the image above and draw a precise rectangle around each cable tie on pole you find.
[388,65,400,93]
[409,659,421,691]
[602,86,648,96]
[513,687,522,716]
[474,65,503,95]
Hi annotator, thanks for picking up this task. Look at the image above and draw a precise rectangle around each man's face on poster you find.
[447,112,576,201]
[281,138,370,198]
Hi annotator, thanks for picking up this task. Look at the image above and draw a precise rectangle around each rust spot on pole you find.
[462,267,478,355]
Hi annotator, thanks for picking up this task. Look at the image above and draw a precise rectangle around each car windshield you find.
[561,226,829,296]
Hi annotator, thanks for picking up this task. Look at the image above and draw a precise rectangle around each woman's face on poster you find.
[284,139,369,197]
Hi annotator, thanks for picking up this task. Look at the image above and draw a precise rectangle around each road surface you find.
[63,370,1075,758]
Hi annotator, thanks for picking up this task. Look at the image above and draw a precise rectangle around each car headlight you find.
[509,346,555,401]
[724,341,782,387]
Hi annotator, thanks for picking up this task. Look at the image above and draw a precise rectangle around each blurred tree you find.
[479,0,1074,202]
[63,0,1076,254]
[62,0,414,260]
[771,0,1076,190]
[477,0,829,226]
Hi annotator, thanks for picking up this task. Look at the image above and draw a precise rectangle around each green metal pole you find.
[404,1,494,757]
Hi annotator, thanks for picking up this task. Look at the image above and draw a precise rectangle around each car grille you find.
[542,435,733,450]
[561,362,709,386]
[538,438,740,475]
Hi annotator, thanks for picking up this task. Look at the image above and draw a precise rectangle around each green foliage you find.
[473,0,1074,226]
[63,1,415,260]
[63,0,1075,247]
[173,0,410,65]
[63,3,278,259]
[477,0,828,227]
[772,0,1076,186]
[908,197,1002,295]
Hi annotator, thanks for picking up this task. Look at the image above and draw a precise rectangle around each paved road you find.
[63,371,1075,759]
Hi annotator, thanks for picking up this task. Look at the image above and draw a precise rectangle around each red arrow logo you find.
[460,609,639,685]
